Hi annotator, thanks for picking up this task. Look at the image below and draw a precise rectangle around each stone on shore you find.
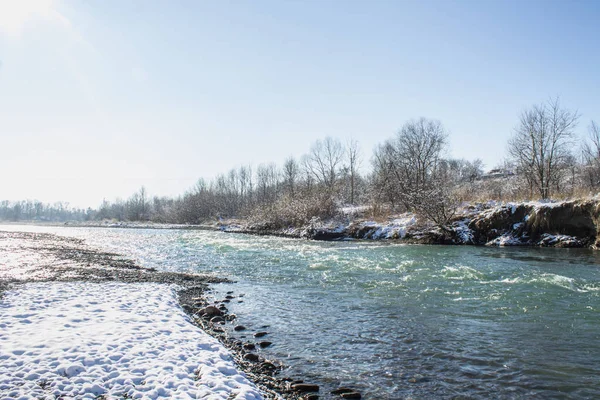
[292,383,320,392]
[198,305,223,318]
[243,353,260,362]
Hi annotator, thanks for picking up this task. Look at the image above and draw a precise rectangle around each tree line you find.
[0,200,93,222]
[2,97,598,228]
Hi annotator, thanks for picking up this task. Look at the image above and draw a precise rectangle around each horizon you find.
[1,0,599,208]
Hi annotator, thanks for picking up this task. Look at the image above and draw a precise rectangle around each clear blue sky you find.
[1,0,599,208]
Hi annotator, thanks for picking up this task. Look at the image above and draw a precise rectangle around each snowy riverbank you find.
[219,199,600,248]
[0,282,262,399]
[0,230,266,400]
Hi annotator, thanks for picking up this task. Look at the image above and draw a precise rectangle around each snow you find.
[339,205,369,216]
[453,219,474,244]
[0,282,262,400]
[487,233,524,247]
[528,199,567,210]
[513,222,524,230]
[537,233,581,247]
[359,213,417,239]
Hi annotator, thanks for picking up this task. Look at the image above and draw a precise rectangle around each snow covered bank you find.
[0,282,262,400]
[218,199,600,248]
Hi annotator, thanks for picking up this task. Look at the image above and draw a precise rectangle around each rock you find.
[260,361,278,371]
[223,299,230,303]
[243,343,256,350]
[304,395,319,400]
[199,305,222,318]
[340,392,361,399]
[292,383,319,392]
[225,295,235,299]
[258,341,272,348]
[234,325,247,331]
[226,291,234,294]
[243,353,260,362]
[308,228,346,241]
[408,374,426,383]
[254,331,268,338]
[210,316,224,323]
[331,388,355,395]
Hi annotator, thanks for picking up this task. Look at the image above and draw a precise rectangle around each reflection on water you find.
[3,225,600,399]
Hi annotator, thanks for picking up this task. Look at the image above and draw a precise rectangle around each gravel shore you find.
[0,230,314,399]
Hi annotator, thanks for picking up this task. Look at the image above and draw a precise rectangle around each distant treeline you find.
[3,98,599,229]
[0,200,93,222]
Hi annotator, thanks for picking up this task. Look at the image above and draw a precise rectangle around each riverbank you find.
[0,230,351,399]
[223,198,600,248]
[22,198,600,249]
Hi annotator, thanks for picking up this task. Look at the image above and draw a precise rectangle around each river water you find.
[4,226,600,399]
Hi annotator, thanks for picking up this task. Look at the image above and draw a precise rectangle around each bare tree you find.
[126,186,149,221]
[282,156,299,197]
[345,138,361,204]
[256,163,279,205]
[300,154,315,194]
[582,121,600,189]
[508,97,579,198]
[371,142,399,208]
[387,118,448,209]
[238,165,253,209]
[306,137,344,193]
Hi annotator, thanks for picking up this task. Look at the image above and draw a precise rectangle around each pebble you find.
[234,325,247,331]
[331,388,355,395]
[260,361,278,371]
[292,383,319,392]
[254,332,268,338]
[408,374,426,383]
[243,343,256,350]
[199,306,223,318]
[243,353,260,362]
[340,392,361,399]
[258,341,272,348]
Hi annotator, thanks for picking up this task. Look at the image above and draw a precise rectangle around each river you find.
[4,225,600,399]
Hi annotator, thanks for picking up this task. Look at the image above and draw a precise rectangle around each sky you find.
[0,0,599,208]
